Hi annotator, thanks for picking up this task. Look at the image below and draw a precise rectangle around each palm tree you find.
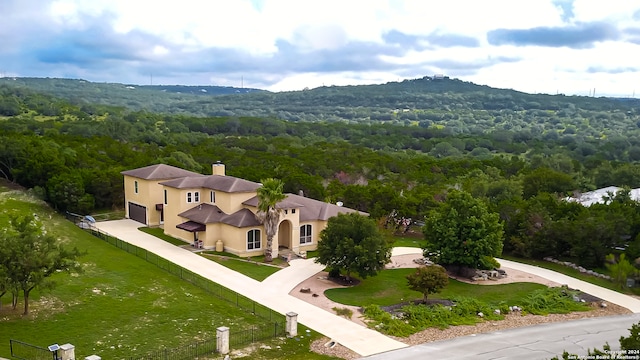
[256,178,286,262]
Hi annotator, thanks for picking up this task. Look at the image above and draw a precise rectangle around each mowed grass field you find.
[0,186,335,360]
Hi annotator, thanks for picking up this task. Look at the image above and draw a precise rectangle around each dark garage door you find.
[128,202,147,224]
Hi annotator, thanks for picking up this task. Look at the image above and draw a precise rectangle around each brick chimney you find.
[212,161,226,176]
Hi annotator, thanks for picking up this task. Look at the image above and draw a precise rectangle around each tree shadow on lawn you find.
[327,274,362,287]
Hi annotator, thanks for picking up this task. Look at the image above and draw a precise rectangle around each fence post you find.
[286,312,298,337]
[59,343,75,360]
[217,326,230,355]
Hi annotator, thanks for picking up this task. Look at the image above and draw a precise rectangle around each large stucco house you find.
[121,162,362,258]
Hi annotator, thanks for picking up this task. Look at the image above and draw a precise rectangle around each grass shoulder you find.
[200,252,284,281]
[138,226,189,246]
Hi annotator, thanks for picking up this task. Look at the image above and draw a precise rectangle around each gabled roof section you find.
[161,175,261,193]
[121,164,204,180]
[244,193,365,221]
[178,204,260,228]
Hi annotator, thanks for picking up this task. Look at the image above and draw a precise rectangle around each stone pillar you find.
[59,344,75,360]
[84,356,101,360]
[217,326,230,355]
[286,312,298,337]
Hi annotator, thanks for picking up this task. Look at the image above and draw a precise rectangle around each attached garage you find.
[128,202,147,224]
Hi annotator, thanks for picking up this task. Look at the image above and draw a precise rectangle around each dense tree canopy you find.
[423,190,504,270]
[315,213,391,280]
[2,79,640,272]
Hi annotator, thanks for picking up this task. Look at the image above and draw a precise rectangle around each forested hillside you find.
[2,78,640,270]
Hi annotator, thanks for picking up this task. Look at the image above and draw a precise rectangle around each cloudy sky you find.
[2,0,640,96]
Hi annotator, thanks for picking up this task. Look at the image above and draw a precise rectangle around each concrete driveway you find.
[93,219,407,357]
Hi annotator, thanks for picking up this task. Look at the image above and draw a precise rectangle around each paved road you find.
[93,219,407,357]
[362,313,640,360]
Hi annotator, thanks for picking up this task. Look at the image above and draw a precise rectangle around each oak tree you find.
[316,212,391,281]
[423,190,504,270]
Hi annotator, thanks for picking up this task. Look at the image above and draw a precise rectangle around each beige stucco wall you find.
[215,191,257,213]
[215,225,265,257]
[126,179,332,258]
[123,175,165,226]
[162,187,190,242]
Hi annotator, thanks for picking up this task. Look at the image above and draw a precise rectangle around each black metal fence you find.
[82,226,282,323]
[71,219,288,359]
[126,338,216,360]
[10,339,51,360]
[122,323,285,360]
[230,323,286,348]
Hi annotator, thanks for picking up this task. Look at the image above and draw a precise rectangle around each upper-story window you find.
[300,224,312,244]
[187,191,200,203]
[134,180,139,194]
[164,189,167,205]
[210,191,215,203]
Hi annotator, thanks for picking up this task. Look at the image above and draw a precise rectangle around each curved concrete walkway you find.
[497,258,640,313]
[93,219,407,357]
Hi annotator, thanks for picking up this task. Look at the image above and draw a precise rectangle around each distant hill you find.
[2,76,639,130]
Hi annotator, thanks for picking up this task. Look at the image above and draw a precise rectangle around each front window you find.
[300,224,312,244]
[247,229,261,250]
[134,180,139,194]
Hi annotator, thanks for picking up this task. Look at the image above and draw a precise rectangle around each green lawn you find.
[138,226,190,246]
[387,235,425,248]
[202,254,282,281]
[0,187,334,360]
[325,268,546,307]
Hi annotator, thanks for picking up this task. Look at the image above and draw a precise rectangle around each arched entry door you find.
[278,220,292,250]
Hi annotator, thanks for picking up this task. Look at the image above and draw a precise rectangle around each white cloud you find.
[2,0,640,95]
